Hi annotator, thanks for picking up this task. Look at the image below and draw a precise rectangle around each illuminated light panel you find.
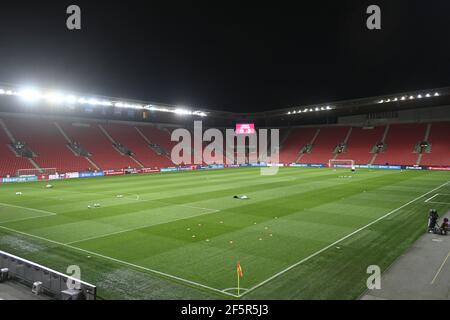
[65,95,77,104]
[45,92,65,104]
[18,88,42,101]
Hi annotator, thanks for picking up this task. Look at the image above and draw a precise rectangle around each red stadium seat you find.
[374,123,427,166]
[420,122,450,167]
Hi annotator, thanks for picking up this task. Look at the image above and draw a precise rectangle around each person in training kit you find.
[440,218,449,235]
[428,209,439,232]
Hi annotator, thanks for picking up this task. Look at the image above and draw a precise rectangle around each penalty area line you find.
[0,224,234,298]
[425,194,439,203]
[238,180,450,298]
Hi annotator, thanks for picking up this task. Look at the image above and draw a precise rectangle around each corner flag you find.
[236,261,243,295]
[237,261,243,278]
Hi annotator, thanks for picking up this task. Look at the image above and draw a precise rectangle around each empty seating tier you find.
[3,117,92,173]
[420,122,450,167]
[335,126,385,165]
[300,127,350,164]
[374,123,427,166]
[279,127,318,164]
[1,116,450,177]
[58,121,138,170]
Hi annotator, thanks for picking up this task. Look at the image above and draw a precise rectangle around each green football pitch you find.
[0,167,449,299]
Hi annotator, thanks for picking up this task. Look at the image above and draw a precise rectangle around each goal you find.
[17,168,57,177]
[328,159,355,168]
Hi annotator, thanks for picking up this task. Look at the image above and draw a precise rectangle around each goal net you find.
[17,168,57,177]
[328,159,355,168]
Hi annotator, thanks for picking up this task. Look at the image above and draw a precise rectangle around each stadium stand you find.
[373,123,427,166]
[300,126,351,164]
[421,122,450,167]
[279,127,319,164]
[1,112,450,177]
[0,119,35,176]
[101,123,172,168]
[335,126,386,165]
[2,117,92,173]
[58,121,138,170]
[135,125,176,167]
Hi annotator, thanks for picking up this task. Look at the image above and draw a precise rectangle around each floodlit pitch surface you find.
[0,167,449,299]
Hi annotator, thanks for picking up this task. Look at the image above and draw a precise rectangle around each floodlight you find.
[425,93,431,97]
[18,88,41,101]
[174,108,191,115]
[65,95,77,104]
[46,92,65,104]
[100,100,113,106]
[78,97,88,104]
[434,92,439,96]
[87,98,100,105]
[193,111,207,117]
[417,94,422,98]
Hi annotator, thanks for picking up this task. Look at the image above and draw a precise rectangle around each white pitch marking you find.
[222,287,249,293]
[424,194,439,203]
[425,193,450,204]
[0,223,235,298]
[431,249,450,285]
[0,202,57,224]
[239,180,450,297]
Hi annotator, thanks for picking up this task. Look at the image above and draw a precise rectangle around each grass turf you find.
[0,167,449,299]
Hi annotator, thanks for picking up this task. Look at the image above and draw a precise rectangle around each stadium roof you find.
[0,82,449,124]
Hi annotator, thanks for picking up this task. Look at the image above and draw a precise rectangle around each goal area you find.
[17,168,57,176]
[328,159,355,168]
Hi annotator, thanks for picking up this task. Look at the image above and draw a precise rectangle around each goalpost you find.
[328,159,355,169]
[17,168,57,177]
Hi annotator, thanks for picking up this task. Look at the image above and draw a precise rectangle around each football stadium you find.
[0,2,450,306]
[0,85,449,301]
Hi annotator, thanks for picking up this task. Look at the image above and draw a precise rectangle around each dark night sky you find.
[0,1,450,112]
